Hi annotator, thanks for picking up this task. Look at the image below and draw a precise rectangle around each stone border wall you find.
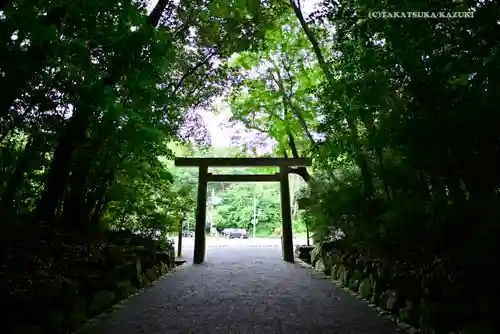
[75,259,185,333]
[295,244,489,334]
[13,245,178,333]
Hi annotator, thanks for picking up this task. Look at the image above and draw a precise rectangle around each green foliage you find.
[227,14,320,159]
[213,179,281,233]
[293,0,500,260]
[224,1,499,331]
[0,1,304,332]
[0,0,285,233]
[2,0,499,331]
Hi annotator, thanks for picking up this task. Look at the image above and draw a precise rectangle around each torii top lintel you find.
[174,157,312,168]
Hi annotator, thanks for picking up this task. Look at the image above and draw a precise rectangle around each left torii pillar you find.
[194,165,208,264]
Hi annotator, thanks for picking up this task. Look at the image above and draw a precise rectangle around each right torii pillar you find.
[279,165,294,262]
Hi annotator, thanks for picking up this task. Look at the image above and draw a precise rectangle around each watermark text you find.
[368,11,474,19]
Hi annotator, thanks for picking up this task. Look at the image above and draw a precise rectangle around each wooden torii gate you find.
[174,157,312,264]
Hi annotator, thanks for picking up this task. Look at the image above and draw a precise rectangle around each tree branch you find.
[289,0,331,77]
[241,122,269,134]
[268,58,316,147]
[172,47,219,96]
[289,166,311,182]
[163,6,196,42]
[287,131,312,183]
[280,55,295,95]
[185,72,211,98]
[148,0,170,28]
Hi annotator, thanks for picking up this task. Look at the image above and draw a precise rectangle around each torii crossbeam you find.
[174,157,312,264]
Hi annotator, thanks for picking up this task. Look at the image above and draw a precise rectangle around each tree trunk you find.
[306,224,310,246]
[35,1,170,222]
[362,117,388,200]
[290,0,375,198]
[0,134,44,210]
[91,199,107,226]
[269,59,316,146]
[289,0,331,77]
[87,171,114,225]
[375,147,391,201]
[62,156,92,222]
[36,105,89,221]
[287,132,312,183]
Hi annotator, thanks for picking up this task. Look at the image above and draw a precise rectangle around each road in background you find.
[174,236,309,261]
[177,236,308,247]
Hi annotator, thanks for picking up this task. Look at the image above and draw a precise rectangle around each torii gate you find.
[174,157,312,264]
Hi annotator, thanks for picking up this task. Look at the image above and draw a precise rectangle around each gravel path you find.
[79,246,402,334]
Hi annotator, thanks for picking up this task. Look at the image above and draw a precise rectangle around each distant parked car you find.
[182,230,194,238]
[222,228,248,239]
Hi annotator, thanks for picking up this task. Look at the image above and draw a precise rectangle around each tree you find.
[0,0,288,231]
[227,15,319,182]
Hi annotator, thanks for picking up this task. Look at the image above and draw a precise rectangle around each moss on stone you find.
[310,244,321,265]
[159,262,168,276]
[89,290,116,313]
[386,290,398,311]
[116,280,135,299]
[142,273,151,286]
[358,278,372,298]
[398,300,410,319]
[331,264,338,279]
[379,290,390,310]
[69,298,88,328]
[135,260,144,287]
[348,269,363,290]
[315,258,326,273]
[145,267,158,282]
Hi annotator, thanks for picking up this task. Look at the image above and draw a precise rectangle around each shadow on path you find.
[79,247,401,333]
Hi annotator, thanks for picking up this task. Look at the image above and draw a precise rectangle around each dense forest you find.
[1,0,499,333]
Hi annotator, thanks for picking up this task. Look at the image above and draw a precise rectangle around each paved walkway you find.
[80,246,401,334]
